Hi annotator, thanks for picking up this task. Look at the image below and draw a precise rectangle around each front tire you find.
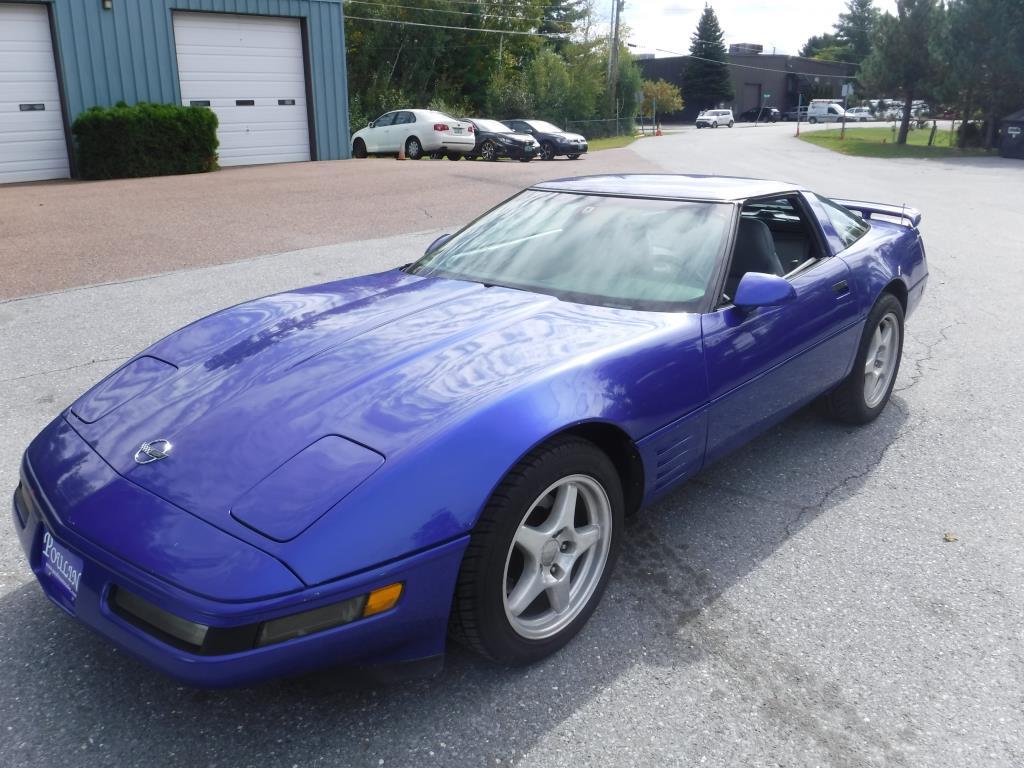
[539,141,556,160]
[450,436,623,665]
[829,293,905,424]
[447,152,463,161]
[728,120,734,127]
[567,153,581,160]
[352,139,367,159]
[809,116,818,124]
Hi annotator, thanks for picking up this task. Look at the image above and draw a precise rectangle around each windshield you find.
[475,119,512,133]
[407,190,733,311]
[526,120,563,132]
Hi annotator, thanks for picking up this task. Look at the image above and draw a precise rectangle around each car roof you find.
[532,174,802,202]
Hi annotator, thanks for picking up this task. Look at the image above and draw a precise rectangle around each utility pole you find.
[607,0,624,118]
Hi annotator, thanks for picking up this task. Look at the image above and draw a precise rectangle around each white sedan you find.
[351,109,476,160]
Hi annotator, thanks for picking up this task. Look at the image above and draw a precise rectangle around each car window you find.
[526,120,562,133]
[814,195,871,249]
[394,111,415,125]
[408,190,733,312]
[372,112,397,127]
[476,119,512,133]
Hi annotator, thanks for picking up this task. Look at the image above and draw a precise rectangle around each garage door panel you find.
[0,4,70,184]
[174,12,311,167]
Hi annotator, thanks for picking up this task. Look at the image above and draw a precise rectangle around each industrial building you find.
[637,52,856,123]
[0,0,349,184]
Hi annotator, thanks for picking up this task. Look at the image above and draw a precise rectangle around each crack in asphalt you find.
[895,320,960,394]
[0,356,130,385]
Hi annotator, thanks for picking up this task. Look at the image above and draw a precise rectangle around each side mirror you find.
[367,121,374,129]
[425,233,453,255]
[733,273,796,310]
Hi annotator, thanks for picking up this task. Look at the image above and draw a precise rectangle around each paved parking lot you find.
[2,124,1023,767]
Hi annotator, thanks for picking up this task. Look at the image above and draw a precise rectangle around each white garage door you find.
[0,3,70,184]
[173,12,311,167]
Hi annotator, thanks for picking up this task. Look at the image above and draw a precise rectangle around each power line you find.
[344,0,558,26]
[345,14,571,38]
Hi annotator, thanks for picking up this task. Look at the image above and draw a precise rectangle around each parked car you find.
[501,119,587,160]
[807,100,846,124]
[15,174,927,686]
[696,109,735,128]
[782,106,808,122]
[737,107,779,123]
[351,109,475,160]
[845,107,874,122]
[461,118,538,162]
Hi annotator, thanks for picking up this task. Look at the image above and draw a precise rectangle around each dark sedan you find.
[461,118,538,162]
[502,119,588,160]
[738,107,780,123]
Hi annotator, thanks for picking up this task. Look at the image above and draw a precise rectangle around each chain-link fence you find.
[563,117,637,139]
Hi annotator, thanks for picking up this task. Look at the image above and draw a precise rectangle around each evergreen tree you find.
[834,0,880,64]
[681,5,734,111]
[539,0,588,53]
[861,0,943,144]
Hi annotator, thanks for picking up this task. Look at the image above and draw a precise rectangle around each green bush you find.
[72,101,219,180]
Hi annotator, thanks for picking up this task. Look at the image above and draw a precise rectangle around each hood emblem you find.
[135,438,173,464]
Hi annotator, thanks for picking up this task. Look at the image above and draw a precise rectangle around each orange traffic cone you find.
[655,126,663,137]
[397,143,406,161]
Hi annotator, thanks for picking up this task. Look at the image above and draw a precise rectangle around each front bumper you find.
[13,455,468,688]
[557,141,588,155]
[501,142,538,159]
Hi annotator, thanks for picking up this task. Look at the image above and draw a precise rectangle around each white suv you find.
[696,109,734,129]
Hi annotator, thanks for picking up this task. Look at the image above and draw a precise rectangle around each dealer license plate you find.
[41,530,83,604]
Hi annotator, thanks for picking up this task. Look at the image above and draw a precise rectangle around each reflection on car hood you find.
[67,271,668,532]
[553,132,587,142]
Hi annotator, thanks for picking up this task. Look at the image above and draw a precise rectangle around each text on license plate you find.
[453,127,463,134]
[42,530,83,600]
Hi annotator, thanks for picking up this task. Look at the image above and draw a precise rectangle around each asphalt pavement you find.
[1,123,1023,767]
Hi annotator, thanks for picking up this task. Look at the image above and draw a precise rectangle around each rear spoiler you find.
[832,198,922,228]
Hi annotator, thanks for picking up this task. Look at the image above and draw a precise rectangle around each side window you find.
[373,112,397,127]
[724,196,824,301]
[814,194,870,249]
[394,111,414,125]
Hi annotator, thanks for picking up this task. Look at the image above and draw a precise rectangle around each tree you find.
[834,0,880,64]
[640,79,684,124]
[800,33,843,59]
[860,0,943,144]
[539,0,588,53]
[527,49,572,122]
[681,5,733,112]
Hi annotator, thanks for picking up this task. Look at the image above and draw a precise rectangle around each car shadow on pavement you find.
[0,398,908,767]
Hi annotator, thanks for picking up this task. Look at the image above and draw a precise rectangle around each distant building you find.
[729,43,763,55]
[632,52,656,60]
[637,54,856,122]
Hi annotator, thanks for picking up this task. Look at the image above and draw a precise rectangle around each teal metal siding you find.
[23,0,349,162]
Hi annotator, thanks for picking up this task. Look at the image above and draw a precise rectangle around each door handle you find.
[833,280,850,296]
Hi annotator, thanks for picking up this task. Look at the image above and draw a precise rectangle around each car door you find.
[390,111,415,152]
[701,194,861,462]
[366,111,397,152]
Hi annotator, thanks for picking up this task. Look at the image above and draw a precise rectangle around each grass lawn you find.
[799,125,993,158]
[587,134,640,151]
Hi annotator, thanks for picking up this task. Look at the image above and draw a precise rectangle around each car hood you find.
[551,132,586,142]
[67,270,668,538]
[501,132,535,144]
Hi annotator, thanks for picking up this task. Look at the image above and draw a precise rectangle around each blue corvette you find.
[13,175,927,687]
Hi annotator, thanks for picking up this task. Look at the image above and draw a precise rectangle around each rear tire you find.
[728,120,734,127]
[352,139,367,159]
[809,116,818,124]
[449,436,623,665]
[405,136,423,160]
[447,152,463,161]
[481,141,499,161]
[829,293,905,424]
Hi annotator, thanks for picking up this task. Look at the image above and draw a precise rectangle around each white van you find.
[807,100,846,124]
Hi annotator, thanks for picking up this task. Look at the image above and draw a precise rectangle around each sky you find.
[620,0,898,58]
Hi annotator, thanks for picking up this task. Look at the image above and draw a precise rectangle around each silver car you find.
[696,109,735,129]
